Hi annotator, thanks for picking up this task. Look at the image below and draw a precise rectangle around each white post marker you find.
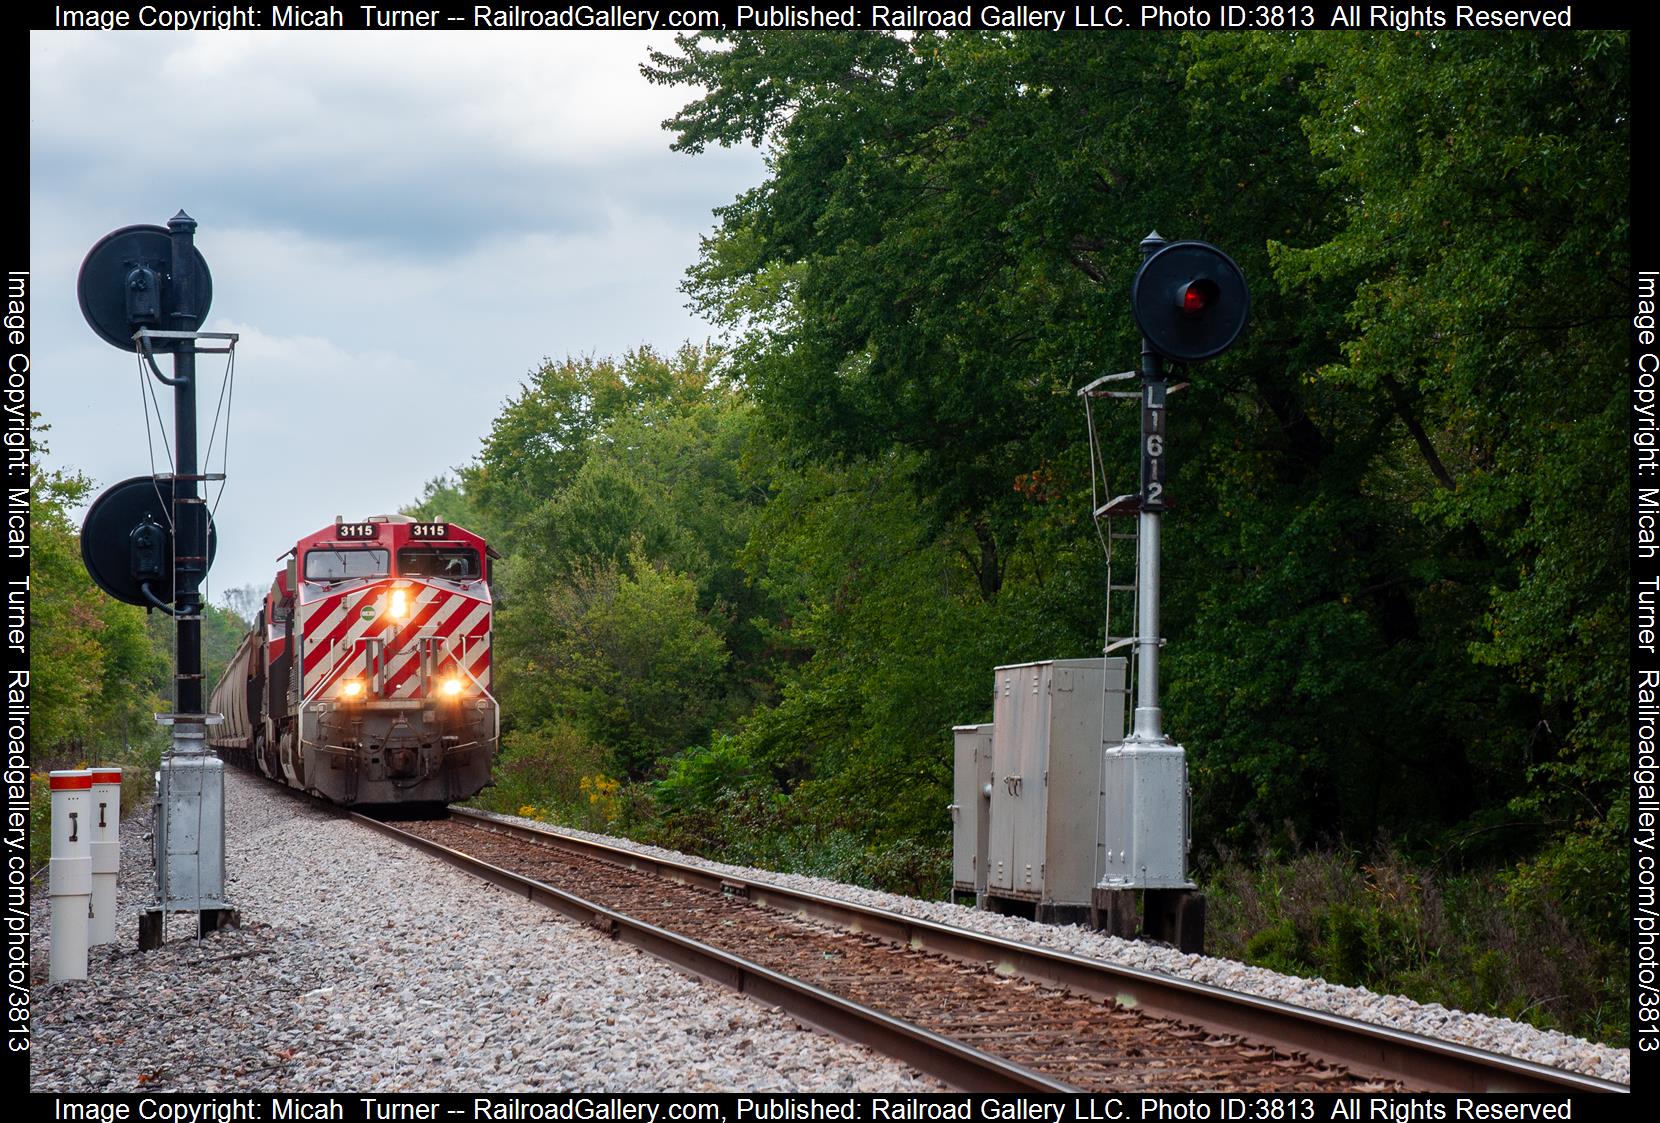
[48,770,94,982]
[88,767,123,947]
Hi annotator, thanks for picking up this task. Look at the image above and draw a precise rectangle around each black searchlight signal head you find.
[77,224,213,353]
[81,476,217,607]
[1132,240,1249,363]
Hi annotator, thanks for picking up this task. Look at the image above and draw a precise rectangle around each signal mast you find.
[77,213,239,946]
[1079,231,1249,949]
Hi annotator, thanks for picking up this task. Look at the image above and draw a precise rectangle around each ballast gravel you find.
[28,771,943,1093]
[478,811,1632,1088]
[31,771,1629,1093]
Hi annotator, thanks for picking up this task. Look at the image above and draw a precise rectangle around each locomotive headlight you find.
[440,676,464,699]
[390,588,410,622]
[340,678,366,701]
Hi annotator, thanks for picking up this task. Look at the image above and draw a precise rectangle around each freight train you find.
[209,514,498,809]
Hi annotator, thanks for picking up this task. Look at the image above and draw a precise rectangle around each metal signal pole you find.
[1132,230,1169,745]
[76,212,239,949]
[144,212,238,949]
[1088,230,1250,954]
[169,211,206,716]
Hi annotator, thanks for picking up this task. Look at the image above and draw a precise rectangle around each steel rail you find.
[450,808,1628,1095]
[350,811,1077,1093]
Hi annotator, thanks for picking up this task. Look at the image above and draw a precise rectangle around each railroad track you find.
[352,808,1627,1095]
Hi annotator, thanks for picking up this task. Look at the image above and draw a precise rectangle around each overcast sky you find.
[29,31,764,603]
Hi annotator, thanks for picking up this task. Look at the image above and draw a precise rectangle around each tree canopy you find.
[421,29,1629,1041]
[638,30,1628,867]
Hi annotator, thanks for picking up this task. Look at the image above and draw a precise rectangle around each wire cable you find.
[203,345,236,519]
[136,349,176,527]
[201,344,238,620]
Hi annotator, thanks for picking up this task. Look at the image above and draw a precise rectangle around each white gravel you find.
[28,769,943,1093]
[478,811,1633,1088]
[31,768,1627,1091]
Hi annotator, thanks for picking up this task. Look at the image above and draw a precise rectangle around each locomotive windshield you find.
[305,548,390,582]
[397,546,481,580]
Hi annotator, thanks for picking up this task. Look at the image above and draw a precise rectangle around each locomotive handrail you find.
[449,643,501,742]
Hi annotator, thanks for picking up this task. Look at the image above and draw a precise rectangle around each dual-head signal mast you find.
[1080,232,1249,950]
[77,213,239,947]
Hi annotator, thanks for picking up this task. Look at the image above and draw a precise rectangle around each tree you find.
[644,30,1377,837]
[498,551,731,779]
[646,29,1629,857]
[1267,30,1629,936]
[462,344,724,549]
[401,474,484,534]
[218,583,265,625]
[29,427,167,762]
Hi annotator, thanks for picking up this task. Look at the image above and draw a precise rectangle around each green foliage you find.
[1266,30,1628,885]
[462,345,725,548]
[1503,819,1629,952]
[643,773,951,900]
[499,551,731,779]
[1206,842,1628,1044]
[416,31,1626,1044]
[515,401,763,621]
[654,734,757,813]
[467,718,612,822]
[29,444,168,764]
[463,346,773,787]
[401,473,484,532]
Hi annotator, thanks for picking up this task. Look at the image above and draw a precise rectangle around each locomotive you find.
[209,514,498,808]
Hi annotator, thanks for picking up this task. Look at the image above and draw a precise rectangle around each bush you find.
[1204,842,1627,1045]
[653,734,758,813]
[633,768,950,900]
[470,719,608,819]
[577,774,624,830]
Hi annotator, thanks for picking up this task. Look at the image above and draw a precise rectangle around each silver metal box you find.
[985,658,1126,918]
[950,724,994,898]
[152,753,232,911]
[1098,739,1192,888]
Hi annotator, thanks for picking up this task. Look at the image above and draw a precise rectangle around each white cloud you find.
[32,31,718,248]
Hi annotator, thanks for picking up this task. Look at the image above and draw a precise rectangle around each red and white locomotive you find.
[209,514,498,808]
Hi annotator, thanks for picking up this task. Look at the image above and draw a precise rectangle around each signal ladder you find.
[1078,369,1184,742]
